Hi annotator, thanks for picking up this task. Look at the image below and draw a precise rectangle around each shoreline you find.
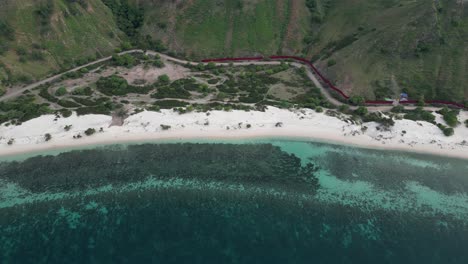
[1,107,467,160]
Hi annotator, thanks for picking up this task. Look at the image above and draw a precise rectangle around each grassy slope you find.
[137,0,311,58]
[0,0,466,103]
[308,0,468,102]
[0,0,122,82]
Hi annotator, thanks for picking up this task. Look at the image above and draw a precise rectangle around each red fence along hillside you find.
[202,56,466,109]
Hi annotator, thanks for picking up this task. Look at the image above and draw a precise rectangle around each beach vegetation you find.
[44,133,52,141]
[354,106,368,116]
[160,124,171,130]
[58,109,73,118]
[437,123,454,137]
[84,128,96,136]
[64,125,72,131]
[437,107,459,127]
[0,95,51,125]
[403,107,435,124]
[7,138,14,145]
[391,105,405,113]
[465,119,468,128]
[338,104,350,113]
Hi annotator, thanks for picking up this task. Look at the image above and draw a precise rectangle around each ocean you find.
[0,139,467,263]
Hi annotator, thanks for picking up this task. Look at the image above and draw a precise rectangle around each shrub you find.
[44,133,52,141]
[112,54,136,67]
[7,138,14,145]
[55,87,67,96]
[59,109,73,118]
[158,74,170,84]
[160,124,171,130]
[437,107,459,127]
[72,87,93,96]
[443,127,454,137]
[437,123,454,137]
[354,106,368,116]
[315,106,323,113]
[57,100,80,108]
[391,105,405,113]
[465,119,468,128]
[64,125,72,131]
[84,128,96,136]
[349,96,365,106]
[327,59,336,67]
[338,104,349,113]
[404,107,435,123]
[152,59,164,68]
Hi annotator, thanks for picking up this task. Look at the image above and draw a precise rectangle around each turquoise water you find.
[0,139,467,263]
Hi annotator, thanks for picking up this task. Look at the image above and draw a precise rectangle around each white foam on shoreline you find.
[0,107,467,159]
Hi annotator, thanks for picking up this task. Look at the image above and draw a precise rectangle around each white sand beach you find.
[0,107,467,159]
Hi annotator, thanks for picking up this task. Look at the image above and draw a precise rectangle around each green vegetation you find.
[101,0,144,37]
[96,75,153,96]
[84,128,96,136]
[160,124,171,130]
[354,106,368,116]
[139,0,309,58]
[0,95,51,125]
[403,108,436,124]
[437,123,454,137]
[72,87,93,96]
[55,87,68,96]
[112,54,136,67]
[349,96,365,106]
[44,133,52,141]
[0,19,15,55]
[465,119,468,128]
[438,107,459,127]
[0,0,121,82]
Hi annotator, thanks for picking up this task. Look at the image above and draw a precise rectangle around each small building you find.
[400,93,409,101]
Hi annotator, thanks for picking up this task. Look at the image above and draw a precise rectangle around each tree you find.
[55,87,67,96]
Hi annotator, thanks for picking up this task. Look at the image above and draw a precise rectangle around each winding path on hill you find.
[1,50,465,112]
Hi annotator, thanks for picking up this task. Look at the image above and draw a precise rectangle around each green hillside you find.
[136,0,311,58]
[0,0,123,85]
[304,0,468,102]
[1,0,467,103]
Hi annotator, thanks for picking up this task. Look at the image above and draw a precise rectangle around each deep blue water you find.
[0,140,467,263]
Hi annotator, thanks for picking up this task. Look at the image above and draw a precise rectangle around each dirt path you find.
[1,49,461,113]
